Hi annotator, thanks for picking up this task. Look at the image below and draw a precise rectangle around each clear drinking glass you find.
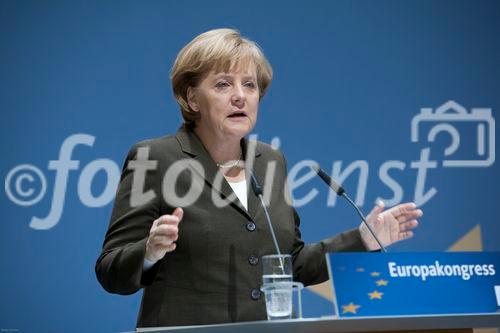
[261,283,293,320]
[261,254,293,320]
[262,254,293,284]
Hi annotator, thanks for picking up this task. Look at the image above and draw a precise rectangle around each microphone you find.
[250,172,263,196]
[311,164,387,253]
[250,172,282,257]
[313,165,345,196]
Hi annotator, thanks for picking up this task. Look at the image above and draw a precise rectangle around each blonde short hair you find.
[171,28,273,128]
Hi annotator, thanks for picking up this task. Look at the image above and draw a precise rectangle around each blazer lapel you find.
[175,126,262,221]
[242,137,264,223]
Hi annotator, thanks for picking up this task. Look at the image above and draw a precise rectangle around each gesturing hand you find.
[145,207,183,263]
[360,201,422,251]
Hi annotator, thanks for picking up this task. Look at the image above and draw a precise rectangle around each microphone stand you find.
[311,164,388,253]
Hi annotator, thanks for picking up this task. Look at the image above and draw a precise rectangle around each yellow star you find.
[368,290,384,300]
[342,302,361,314]
[376,279,388,286]
[356,267,365,272]
[370,271,381,277]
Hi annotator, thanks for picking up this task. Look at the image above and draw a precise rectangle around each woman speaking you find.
[95,28,422,327]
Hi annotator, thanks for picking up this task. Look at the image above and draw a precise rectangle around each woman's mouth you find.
[227,111,247,119]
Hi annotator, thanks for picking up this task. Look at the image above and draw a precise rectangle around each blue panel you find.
[328,252,500,317]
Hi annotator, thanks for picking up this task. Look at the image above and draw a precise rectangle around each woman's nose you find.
[231,85,246,106]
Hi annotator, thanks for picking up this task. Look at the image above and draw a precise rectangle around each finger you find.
[399,230,414,240]
[152,232,178,243]
[397,208,423,218]
[368,199,385,219]
[375,199,385,210]
[152,241,176,250]
[156,214,181,226]
[152,232,179,245]
[399,219,419,231]
[152,236,177,247]
[165,242,177,252]
[386,202,416,216]
[172,207,184,222]
[386,202,417,217]
[396,210,423,223]
[154,224,179,237]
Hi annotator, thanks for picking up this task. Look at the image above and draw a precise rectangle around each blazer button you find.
[250,288,261,300]
[248,255,259,266]
[246,222,256,232]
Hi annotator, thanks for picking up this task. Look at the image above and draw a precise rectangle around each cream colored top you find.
[227,179,248,211]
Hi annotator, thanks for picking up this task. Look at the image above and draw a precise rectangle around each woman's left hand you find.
[359,200,423,250]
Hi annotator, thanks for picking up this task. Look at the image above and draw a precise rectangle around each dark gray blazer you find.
[95,127,367,328]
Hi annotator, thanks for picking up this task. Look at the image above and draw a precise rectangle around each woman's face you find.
[188,62,260,141]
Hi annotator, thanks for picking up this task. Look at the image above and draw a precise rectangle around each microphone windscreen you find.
[312,164,345,196]
[250,172,263,196]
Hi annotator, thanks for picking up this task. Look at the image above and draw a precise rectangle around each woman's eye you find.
[244,82,256,88]
[215,81,230,88]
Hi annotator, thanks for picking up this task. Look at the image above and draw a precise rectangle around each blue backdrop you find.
[1,1,499,332]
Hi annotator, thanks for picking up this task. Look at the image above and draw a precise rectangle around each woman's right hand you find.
[145,207,183,263]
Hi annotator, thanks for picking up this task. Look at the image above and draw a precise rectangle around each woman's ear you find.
[187,87,199,112]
